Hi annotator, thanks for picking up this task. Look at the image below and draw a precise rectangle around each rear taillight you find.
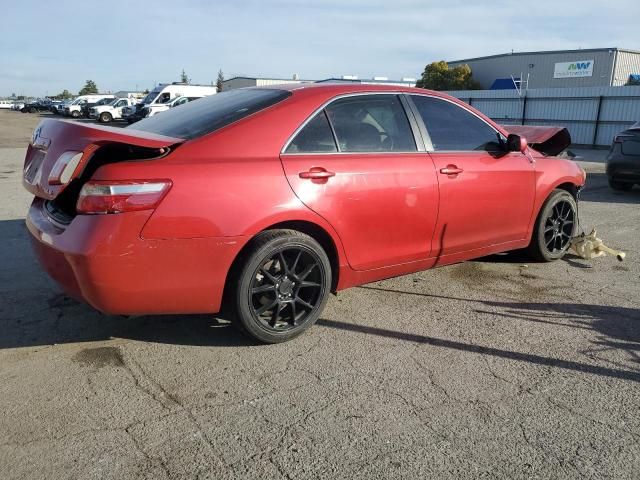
[48,151,84,185]
[614,134,633,143]
[76,180,172,214]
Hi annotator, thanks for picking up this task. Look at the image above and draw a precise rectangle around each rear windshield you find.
[128,88,291,140]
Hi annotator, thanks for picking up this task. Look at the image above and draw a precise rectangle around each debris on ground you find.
[570,228,626,261]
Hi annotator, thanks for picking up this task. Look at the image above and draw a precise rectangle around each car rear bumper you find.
[26,199,246,315]
[606,155,640,183]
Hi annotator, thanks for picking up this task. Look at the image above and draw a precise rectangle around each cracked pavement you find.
[0,111,639,479]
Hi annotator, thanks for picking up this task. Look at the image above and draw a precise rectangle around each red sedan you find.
[23,84,585,343]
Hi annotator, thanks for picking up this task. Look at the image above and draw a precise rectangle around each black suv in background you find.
[21,100,52,113]
[606,122,640,191]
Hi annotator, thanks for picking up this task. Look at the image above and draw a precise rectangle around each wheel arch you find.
[221,220,342,316]
[554,181,579,199]
[525,177,580,246]
[530,179,581,228]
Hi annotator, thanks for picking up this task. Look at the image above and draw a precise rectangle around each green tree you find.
[56,89,73,99]
[216,69,224,92]
[78,80,99,95]
[416,61,482,91]
[180,69,190,84]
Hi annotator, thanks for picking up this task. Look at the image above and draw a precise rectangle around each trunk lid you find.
[23,119,184,200]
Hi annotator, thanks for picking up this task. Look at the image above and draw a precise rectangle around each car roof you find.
[256,82,458,104]
[262,82,434,95]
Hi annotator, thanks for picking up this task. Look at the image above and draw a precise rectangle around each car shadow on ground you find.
[2,218,638,383]
[353,285,640,383]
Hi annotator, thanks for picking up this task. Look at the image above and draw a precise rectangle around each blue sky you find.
[2,0,638,96]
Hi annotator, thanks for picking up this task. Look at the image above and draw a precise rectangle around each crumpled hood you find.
[502,125,571,156]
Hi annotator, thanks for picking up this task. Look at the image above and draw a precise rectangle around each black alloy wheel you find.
[232,230,331,343]
[527,189,577,261]
[543,199,575,254]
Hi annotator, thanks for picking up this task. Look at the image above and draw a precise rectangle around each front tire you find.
[99,112,113,123]
[71,110,81,118]
[526,189,577,262]
[230,230,331,343]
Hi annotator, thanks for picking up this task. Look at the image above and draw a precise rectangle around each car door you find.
[408,94,535,258]
[280,94,439,271]
[114,99,126,114]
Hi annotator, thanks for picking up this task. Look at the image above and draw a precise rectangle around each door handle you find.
[439,165,463,175]
[299,167,335,180]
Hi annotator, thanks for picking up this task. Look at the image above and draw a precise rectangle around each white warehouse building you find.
[448,48,640,90]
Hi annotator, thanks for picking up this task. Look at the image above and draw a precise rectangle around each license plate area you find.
[24,150,46,184]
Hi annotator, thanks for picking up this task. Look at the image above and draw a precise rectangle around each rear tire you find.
[71,110,81,118]
[229,230,331,344]
[608,178,633,191]
[99,112,113,123]
[526,189,577,262]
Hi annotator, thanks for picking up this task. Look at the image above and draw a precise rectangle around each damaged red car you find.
[23,84,586,343]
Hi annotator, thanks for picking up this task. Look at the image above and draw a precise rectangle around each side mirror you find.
[507,134,528,153]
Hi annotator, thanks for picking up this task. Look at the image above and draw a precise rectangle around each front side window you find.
[325,95,416,152]
[411,95,504,152]
[142,90,161,104]
[285,111,337,153]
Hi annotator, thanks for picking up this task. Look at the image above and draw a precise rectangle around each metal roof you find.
[448,47,640,64]
[223,76,315,82]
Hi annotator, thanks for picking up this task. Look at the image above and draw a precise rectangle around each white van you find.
[0,100,14,109]
[127,83,217,123]
[64,94,115,118]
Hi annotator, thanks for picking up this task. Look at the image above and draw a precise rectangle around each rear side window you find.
[325,95,416,152]
[285,111,337,153]
[129,88,291,140]
[410,95,503,151]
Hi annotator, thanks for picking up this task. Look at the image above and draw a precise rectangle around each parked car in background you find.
[22,84,585,343]
[22,99,52,113]
[142,95,207,117]
[89,97,138,123]
[54,100,74,115]
[80,97,115,118]
[48,100,64,113]
[126,83,217,123]
[121,103,139,122]
[64,95,115,118]
[11,102,26,111]
[0,100,14,109]
[606,122,640,191]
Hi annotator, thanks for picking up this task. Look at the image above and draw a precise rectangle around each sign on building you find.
[554,60,594,78]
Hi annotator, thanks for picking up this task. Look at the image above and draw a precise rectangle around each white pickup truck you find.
[127,83,217,123]
[89,97,138,123]
[142,95,205,118]
[64,95,115,118]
